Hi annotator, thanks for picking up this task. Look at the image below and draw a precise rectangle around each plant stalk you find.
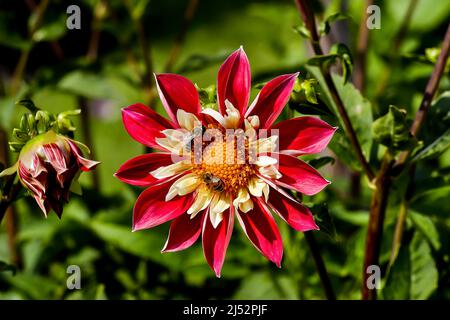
[304,231,336,300]
[294,0,375,180]
[362,23,450,300]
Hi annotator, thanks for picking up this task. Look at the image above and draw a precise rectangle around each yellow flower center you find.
[192,136,255,196]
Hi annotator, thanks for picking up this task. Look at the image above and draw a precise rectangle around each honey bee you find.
[202,172,225,192]
[184,125,206,153]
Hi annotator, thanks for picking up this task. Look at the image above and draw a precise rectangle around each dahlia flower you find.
[115,47,336,277]
[0,130,99,217]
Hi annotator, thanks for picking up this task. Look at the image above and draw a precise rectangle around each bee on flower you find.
[115,47,336,277]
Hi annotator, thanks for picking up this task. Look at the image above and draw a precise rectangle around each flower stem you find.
[361,154,393,300]
[389,199,408,266]
[304,231,336,300]
[389,165,415,266]
[394,24,450,170]
[294,0,375,181]
[362,23,450,300]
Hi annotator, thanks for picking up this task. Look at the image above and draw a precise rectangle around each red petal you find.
[114,153,173,187]
[275,153,330,196]
[202,206,234,277]
[155,73,201,123]
[122,103,175,150]
[66,140,100,172]
[268,188,318,231]
[133,180,194,231]
[237,200,283,267]
[246,73,298,128]
[272,116,336,155]
[162,211,204,253]
[217,47,251,116]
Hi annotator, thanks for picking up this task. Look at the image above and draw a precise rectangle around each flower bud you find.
[0,130,99,217]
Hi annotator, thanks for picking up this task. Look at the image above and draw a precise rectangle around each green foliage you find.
[0,261,16,275]
[372,105,416,151]
[307,43,354,84]
[383,233,438,299]
[412,129,450,162]
[310,70,373,172]
[308,156,335,169]
[318,13,350,36]
[310,203,336,239]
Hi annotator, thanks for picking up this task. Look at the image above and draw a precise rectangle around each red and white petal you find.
[132,180,194,231]
[246,73,298,129]
[236,199,283,267]
[209,192,231,228]
[202,206,235,278]
[155,73,201,124]
[249,136,278,155]
[274,153,330,196]
[122,103,176,150]
[150,159,192,179]
[114,153,173,187]
[66,140,100,172]
[217,47,251,116]
[188,186,213,217]
[272,116,336,155]
[166,173,201,201]
[248,176,270,201]
[233,188,253,213]
[176,109,201,131]
[268,188,318,231]
[161,210,204,253]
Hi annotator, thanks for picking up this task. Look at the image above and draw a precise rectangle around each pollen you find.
[192,136,254,196]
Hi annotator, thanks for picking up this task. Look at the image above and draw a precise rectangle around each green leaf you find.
[307,54,338,69]
[0,261,16,275]
[383,243,411,299]
[293,24,311,39]
[88,220,184,271]
[330,43,353,84]
[307,44,353,84]
[412,129,450,162]
[308,68,373,172]
[233,271,298,299]
[372,105,416,151]
[310,203,336,239]
[196,84,217,106]
[409,211,440,250]
[32,16,67,42]
[130,0,150,20]
[410,233,438,299]
[94,284,107,300]
[300,79,319,104]
[308,156,335,169]
[2,273,62,299]
[319,13,350,36]
[383,232,438,300]
[16,99,39,113]
[0,12,32,50]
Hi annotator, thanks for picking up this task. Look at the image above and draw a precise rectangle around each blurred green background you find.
[0,0,449,299]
